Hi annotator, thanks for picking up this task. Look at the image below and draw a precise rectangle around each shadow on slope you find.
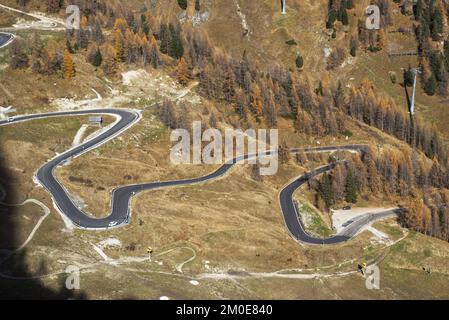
[0,138,86,299]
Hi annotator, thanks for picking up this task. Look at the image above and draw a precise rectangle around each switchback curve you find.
[0,110,398,244]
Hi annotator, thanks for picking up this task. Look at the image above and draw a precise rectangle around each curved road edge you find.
[1,110,400,245]
[280,146,402,245]
[0,109,142,230]
[0,32,14,49]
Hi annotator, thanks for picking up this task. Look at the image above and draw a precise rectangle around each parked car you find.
[108,221,118,227]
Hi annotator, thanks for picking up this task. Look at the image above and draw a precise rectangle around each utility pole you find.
[281,0,286,14]
[410,68,421,116]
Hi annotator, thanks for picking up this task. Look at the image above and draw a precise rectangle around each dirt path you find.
[233,0,251,38]
[174,81,199,101]
[0,228,409,283]
[72,125,89,147]
[0,3,65,31]
[0,198,51,264]
[196,230,409,281]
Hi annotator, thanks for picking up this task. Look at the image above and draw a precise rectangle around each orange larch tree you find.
[63,49,76,79]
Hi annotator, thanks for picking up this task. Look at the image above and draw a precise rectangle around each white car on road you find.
[108,221,118,227]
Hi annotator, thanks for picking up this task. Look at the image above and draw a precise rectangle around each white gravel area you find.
[332,207,396,233]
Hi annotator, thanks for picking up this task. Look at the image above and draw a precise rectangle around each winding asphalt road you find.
[279,159,400,245]
[0,109,140,229]
[0,109,399,243]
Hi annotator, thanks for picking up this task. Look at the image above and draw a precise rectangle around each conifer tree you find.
[424,73,437,96]
[331,164,347,202]
[345,170,358,203]
[404,65,414,87]
[66,39,74,54]
[327,10,338,29]
[9,40,29,69]
[159,23,170,55]
[278,141,291,164]
[295,54,304,69]
[176,58,190,85]
[149,36,160,68]
[92,48,102,67]
[363,146,381,193]
[113,17,128,35]
[340,8,349,26]
[377,29,386,50]
[444,40,449,72]
[177,0,188,10]
[102,45,117,76]
[30,33,47,74]
[319,173,334,209]
[63,49,76,79]
[430,7,443,40]
[350,36,358,57]
[157,99,178,129]
[250,83,263,117]
[169,23,184,59]
[114,29,125,62]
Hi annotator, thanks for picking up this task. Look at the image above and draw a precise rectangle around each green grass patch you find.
[297,202,333,238]
[0,50,10,66]
[372,222,404,241]
[0,116,90,150]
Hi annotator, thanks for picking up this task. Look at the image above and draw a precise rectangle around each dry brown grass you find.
[0,202,42,250]
[1,0,449,299]
[1,113,449,299]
